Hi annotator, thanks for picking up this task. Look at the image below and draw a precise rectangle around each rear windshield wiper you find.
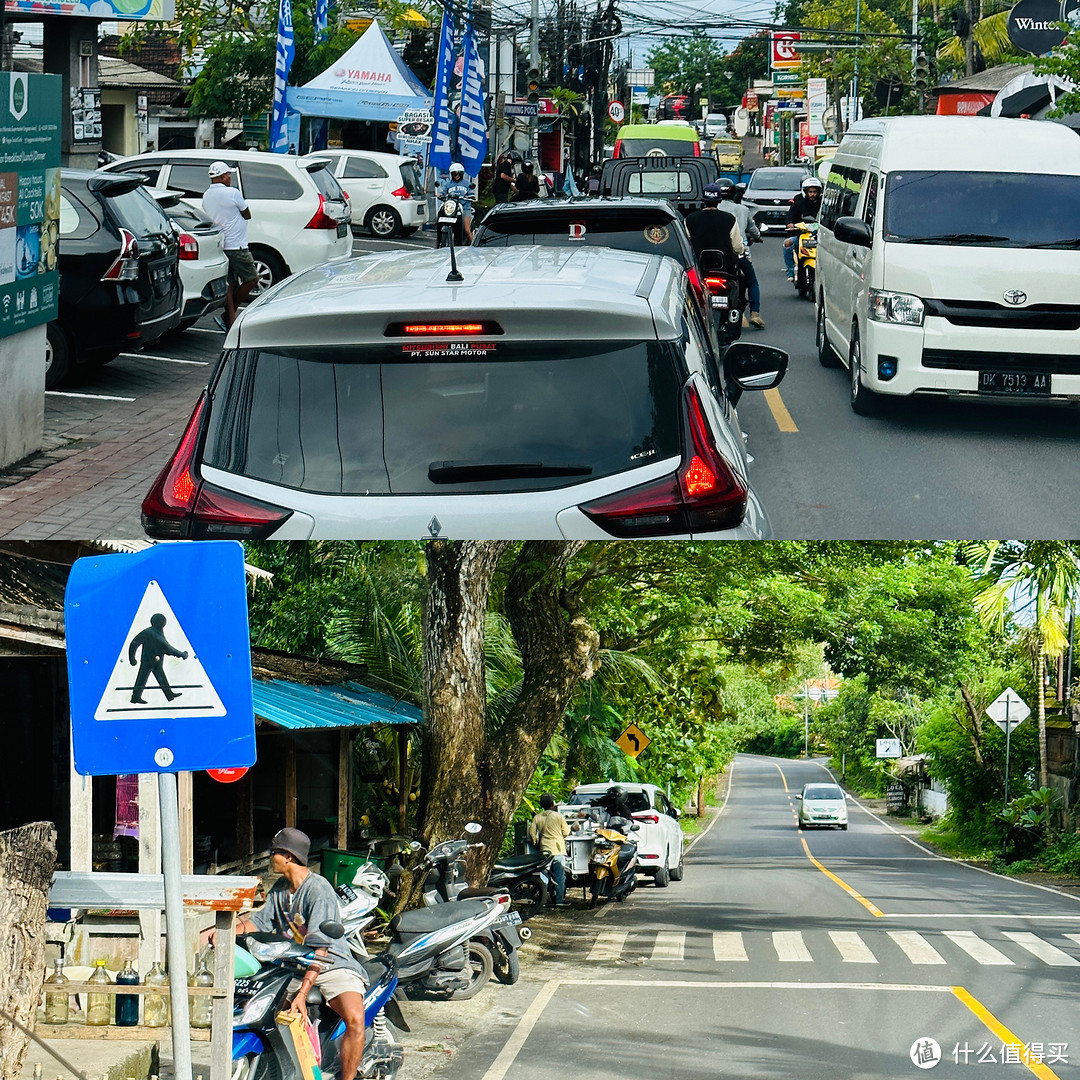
[899,232,1010,244]
[1025,237,1080,249]
[428,460,593,484]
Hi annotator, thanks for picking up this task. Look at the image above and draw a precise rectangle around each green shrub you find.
[1041,833,1080,876]
[743,716,804,757]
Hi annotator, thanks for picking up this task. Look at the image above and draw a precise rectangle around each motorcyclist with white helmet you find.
[783,175,823,281]
[439,162,475,242]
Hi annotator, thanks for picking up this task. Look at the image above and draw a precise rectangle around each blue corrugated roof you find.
[252,679,421,730]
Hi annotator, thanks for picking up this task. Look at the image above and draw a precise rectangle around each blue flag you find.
[429,6,457,171]
[269,0,295,153]
[314,0,328,42]
[457,27,487,176]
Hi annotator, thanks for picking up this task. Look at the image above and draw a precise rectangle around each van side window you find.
[862,173,879,231]
[821,167,845,230]
[838,167,864,219]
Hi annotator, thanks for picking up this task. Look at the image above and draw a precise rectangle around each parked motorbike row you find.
[228,814,641,1079]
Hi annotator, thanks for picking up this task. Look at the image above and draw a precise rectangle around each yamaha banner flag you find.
[457,27,487,177]
[429,5,457,170]
[269,0,295,152]
[314,0,328,42]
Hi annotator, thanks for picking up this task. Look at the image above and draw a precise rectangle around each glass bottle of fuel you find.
[189,958,213,1028]
[85,960,112,1026]
[143,962,169,1028]
[114,957,140,1026]
[43,958,70,1024]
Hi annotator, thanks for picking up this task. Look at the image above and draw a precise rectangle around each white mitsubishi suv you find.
[567,782,685,886]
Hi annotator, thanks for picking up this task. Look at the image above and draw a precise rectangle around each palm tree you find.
[936,9,1017,75]
[964,542,1080,789]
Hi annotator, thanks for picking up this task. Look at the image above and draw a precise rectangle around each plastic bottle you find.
[189,957,213,1028]
[115,957,140,1026]
[43,958,70,1024]
[86,959,112,1026]
[143,962,169,1028]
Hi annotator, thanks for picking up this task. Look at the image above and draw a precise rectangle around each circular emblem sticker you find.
[154,747,175,768]
[643,225,669,245]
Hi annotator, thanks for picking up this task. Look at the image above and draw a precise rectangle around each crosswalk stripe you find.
[651,931,685,961]
[773,931,813,962]
[1064,933,1080,950]
[712,932,748,962]
[888,931,946,965]
[829,931,877,963]
[1003,931,1080,966]
[943,930,1014,966]
[586,930,628,962]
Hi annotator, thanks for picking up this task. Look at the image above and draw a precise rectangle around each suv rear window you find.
[204,340,683,496]
[306,163,346,200]
[568,791,651,813]
[476,208,689,265]
[104,186,173,239]
[398,160,423,195]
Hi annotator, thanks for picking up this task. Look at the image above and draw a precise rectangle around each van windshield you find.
[884,170,1080,248]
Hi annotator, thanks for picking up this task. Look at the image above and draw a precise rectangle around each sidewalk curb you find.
[683,758,737,857]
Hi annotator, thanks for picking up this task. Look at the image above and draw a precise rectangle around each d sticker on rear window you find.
[569,222,587,239]
[402,341,498,358]
[644,225,670,245]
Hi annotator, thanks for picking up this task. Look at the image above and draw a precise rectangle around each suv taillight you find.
[634,812,660,824]
[581,381,748,536]
[142,392,293,539]
[101,228,140,281]
[390,185,411,200]
[177,231,199,260]
[305,193,339,229]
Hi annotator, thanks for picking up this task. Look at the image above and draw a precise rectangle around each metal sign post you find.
[159,770,193,1080]
[986,687,1030,805]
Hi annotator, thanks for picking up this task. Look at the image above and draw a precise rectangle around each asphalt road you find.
[734,244,1080,539]
[441,755,1080,1080]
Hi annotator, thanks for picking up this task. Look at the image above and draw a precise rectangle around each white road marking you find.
[651,931,685,961]
[888,931,946,964]
[1065,933,1080,949]
[829,931,877,963]
[44,391,136,402]
[586,930,627,962]
[772,931,813,962]
[1003,931,1080,966]
[883,913,1080,920]
[943,930,1014,965]
[480,979,561,1080]
[187,326,224,334]
[118,352,208,365]
[712,932,748,962]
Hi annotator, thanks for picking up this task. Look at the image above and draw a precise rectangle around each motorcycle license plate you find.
[978,370,1050,396]
[710,295,729,309]
[493,910,523,928]
[438,216,457,225]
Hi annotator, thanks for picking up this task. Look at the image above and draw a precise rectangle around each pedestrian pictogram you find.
[615,723,650,758]
[93,582,225,720]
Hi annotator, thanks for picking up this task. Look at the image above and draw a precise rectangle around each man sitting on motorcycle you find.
[529,793,571,907]
[723,183,766,330]
[784,176,823,281]
[209,828,369,1080]
[439,162,474,243]
[684,183,745,278]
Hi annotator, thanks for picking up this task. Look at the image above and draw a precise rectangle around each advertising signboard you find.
[772,32,801,69]
[807,77,828,137]
[5,0,175,18]
[0,73,61,342]
[1006,0,1069,52]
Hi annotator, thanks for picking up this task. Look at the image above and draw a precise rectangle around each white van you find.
[814,116,1080,415]
[704,113,727,138]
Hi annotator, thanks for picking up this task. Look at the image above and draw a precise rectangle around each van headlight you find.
[868,289,924,326]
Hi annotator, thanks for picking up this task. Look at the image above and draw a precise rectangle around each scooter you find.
[486,849,554,921]
[337,858,391,961]
[791,219,819,300]
[435,196,466,249]
[587,817,640,908]
[233,920,406,1080]
[698,248,744,342]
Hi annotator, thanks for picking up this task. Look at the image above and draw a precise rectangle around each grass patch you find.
[917,820,995,862]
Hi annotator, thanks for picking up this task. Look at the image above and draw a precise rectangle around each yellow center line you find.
[952,986,1063,1080]
[774,762,790,792]
[764,388,798,432]
[800,837,886,917]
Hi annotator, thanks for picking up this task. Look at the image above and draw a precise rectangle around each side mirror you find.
[673,807,681,819]
[465,822,483,835]
[834,215,872,247]
[724,341,788,406]
[409,840,422,851]
[795,794,803,801]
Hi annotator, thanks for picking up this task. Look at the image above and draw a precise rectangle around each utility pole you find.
[530,0,540,158]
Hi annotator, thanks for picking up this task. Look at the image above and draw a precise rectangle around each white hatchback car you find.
[316,149,427,238]
[797,783,849,830]
[567,783,685,886]
[101,149,352,292]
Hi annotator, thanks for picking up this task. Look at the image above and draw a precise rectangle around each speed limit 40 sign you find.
[608,100,625,123]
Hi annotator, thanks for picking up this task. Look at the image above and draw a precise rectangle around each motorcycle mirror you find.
[319,920,346,939]
[630,823,641,831]
[465,822,483,834]
[409,840,422,851]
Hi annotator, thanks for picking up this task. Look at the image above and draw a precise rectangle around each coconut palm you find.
[936,8,1019,75]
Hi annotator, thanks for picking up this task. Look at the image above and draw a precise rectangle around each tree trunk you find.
[0,822,57,1076]
[1038,650,1048,790]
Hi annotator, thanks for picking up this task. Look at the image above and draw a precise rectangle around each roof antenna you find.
[438,196,465,283]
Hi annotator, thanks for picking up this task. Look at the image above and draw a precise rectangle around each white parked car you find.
[101,149,352,293]
[316,149,427,238]
[797,782,849,830]
[567,782,685,886]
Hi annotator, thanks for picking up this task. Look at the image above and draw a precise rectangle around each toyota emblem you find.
[1002,289,1027,305]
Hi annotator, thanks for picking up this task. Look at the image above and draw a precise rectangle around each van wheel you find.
[249,246,286,296]
[367,205,402,238]
[816,300,840,368]
[45,322,73,389]
[849,326,883,417]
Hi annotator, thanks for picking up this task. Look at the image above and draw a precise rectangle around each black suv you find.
[48,170,182,388]
[598,156,721,216]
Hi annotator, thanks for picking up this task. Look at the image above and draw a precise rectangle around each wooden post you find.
[337,731,351,851]
[178,771,193,875]
[285,737,297,829]
[209,910,235,1080]
[69,740,92,873]
[138,773,162,981]
[398,726,409,835]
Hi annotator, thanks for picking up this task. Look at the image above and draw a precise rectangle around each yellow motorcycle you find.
[588,820,640,908]
[791,219,819,301]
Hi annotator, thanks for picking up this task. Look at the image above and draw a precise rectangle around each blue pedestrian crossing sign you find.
[65,542,256,776]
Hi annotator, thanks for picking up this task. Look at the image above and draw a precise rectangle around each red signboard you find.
[207,767,249,784]
[772,32,801,69]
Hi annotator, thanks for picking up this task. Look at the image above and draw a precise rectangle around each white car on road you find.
[797,782,849,830]
[567,782,685,886]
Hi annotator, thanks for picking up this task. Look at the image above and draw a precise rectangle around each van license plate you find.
[337,222,349,238]
[978,371,1050,396]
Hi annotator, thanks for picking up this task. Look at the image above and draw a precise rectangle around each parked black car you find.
[48,170,182,388]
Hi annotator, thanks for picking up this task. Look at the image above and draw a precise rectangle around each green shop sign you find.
[0,73,61,341]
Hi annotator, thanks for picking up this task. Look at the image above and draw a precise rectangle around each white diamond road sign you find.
[985,687,1030,732]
